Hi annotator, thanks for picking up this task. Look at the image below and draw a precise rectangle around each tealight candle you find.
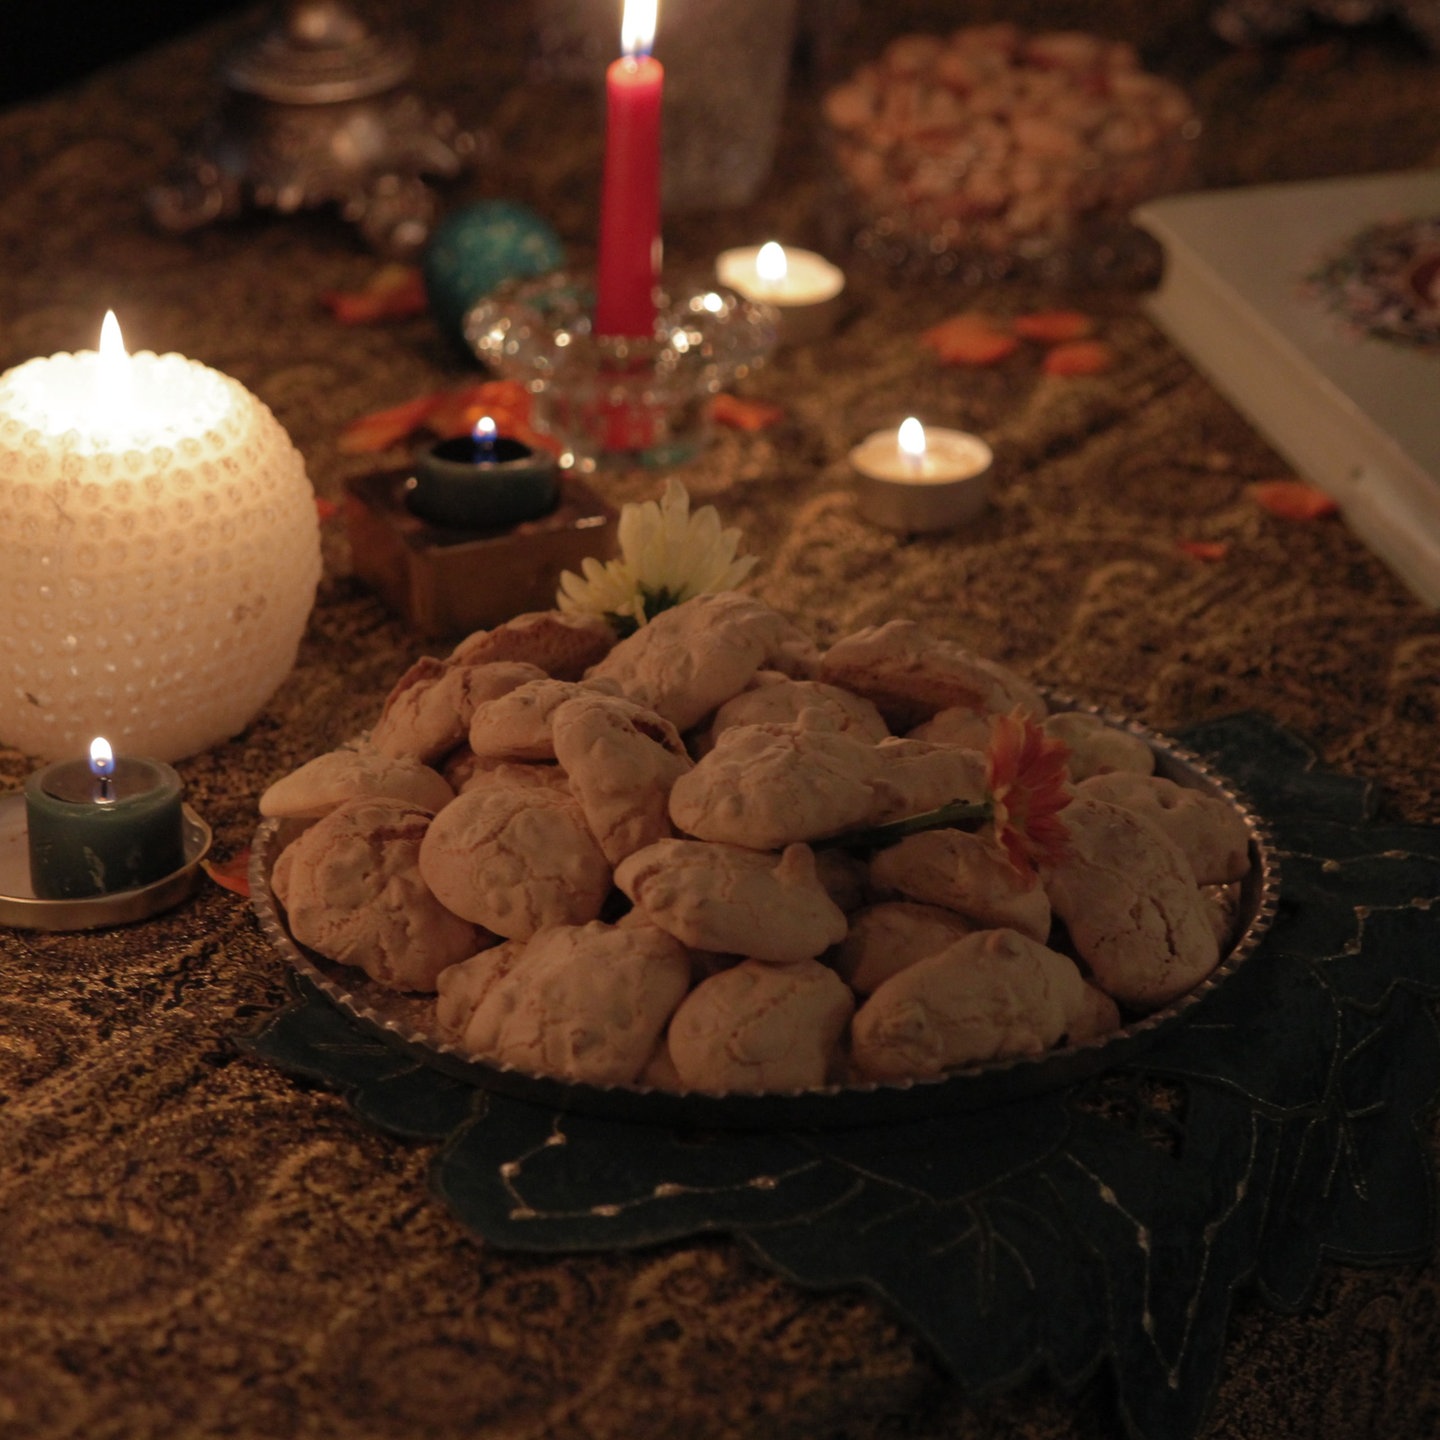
[849,417,994,533]
[408,415,560,529]
[24,736,185,899]
[715,241,846,343]
[0,313,322,762]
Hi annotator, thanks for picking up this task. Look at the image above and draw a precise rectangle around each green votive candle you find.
[25,744,185,900]
[407,417,559,530]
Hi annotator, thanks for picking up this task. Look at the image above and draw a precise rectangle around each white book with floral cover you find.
[1134,170,1440,607]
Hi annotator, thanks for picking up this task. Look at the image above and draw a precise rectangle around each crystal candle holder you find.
[0,343,322,761]
[463,270,779,470]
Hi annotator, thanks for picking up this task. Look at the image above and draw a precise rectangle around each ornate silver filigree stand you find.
[148,0,477,255]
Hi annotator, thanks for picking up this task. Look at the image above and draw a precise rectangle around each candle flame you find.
[88,736,116,778]
[473,415,498,444]
[756,241,788,287]
[898,417,927,463]
[99,310,127,359]
[621,0,658,57]
[95,310,133,418]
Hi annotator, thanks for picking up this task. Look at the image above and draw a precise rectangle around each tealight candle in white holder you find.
[0,312,322,762]
[715,241,846,344]
[849,416,994,533]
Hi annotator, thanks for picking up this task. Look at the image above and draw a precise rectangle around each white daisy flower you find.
[556,478,756,633]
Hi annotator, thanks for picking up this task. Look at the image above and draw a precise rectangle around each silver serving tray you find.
[250,703,1278,1130]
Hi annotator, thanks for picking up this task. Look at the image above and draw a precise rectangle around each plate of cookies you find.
[250,596,1278,1129]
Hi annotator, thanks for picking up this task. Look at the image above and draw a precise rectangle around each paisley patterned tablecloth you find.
[245,713,1440,1440]
[2,3,1439,1437]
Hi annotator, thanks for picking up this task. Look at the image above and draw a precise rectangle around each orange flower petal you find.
[202,850,252,899]
[985,709,1072,874]
[711,393,786,431]
[1012,309,1094,343]
[984,710,1025,793]
[1041,339,1116,377]
[1177,539,1230,561]
[426,381,537,437]
[921,310,996,337]
[320,264,428,324]
[337,381,548,455]
[1245,480,1338,521]
[922,320,1020,366]
[429,381,561,454]
[338,392,447,454]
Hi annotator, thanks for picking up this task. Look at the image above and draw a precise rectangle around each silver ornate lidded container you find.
[148,0,477,255]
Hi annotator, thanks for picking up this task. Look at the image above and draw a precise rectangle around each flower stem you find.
[815,798,994,854]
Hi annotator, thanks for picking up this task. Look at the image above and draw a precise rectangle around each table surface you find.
[2,2,1438,1437]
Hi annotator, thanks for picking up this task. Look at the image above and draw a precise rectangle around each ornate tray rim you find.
[249,698,1280,1131]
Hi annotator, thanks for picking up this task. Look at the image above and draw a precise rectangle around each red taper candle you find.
[595,0,662,339]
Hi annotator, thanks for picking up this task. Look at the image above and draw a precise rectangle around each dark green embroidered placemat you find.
[241,714,1440,1440]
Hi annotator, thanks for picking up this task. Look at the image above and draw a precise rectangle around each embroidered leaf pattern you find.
[243,715,1440,1440]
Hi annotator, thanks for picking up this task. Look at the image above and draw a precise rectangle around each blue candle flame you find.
[472,415,499,463]
[88,736,116,803]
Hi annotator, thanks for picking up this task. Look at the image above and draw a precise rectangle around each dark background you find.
[1,0,253,108]
[7,0,1433,112]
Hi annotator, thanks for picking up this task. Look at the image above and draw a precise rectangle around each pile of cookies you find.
[823,23,1198,258]
[262,594,1251,1095]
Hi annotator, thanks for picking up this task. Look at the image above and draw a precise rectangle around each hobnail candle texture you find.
[0,350,321,761]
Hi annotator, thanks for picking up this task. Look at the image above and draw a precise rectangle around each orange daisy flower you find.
[985,710,1073,873]
[817,708,1073,875]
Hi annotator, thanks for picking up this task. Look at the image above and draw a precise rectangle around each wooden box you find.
[344,469,618,640]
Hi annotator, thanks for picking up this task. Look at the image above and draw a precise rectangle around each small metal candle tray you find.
[0,794,212,931]
[344,468,618,640]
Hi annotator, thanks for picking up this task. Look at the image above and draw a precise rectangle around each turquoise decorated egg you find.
[423,200,566,348]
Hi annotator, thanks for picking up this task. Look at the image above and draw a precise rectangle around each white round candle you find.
[849,418,994,532]
[715,242,846,342]
[0,315,322,761]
